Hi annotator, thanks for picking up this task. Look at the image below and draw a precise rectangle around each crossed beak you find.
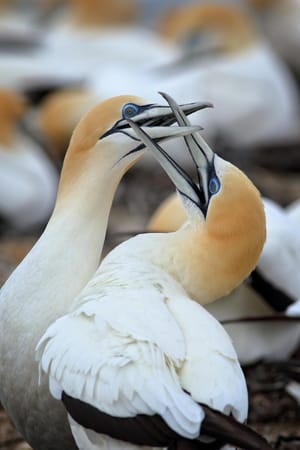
[128,92,217,216]
[101,98,212,149]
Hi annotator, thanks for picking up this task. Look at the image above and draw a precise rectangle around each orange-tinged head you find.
[38,89,98,162]
[134,93,266,304]
[68,0,138,27]
[56,94,207,203]
[147,156,266,304]
[159,3,256,53]
[0,88,26,122]
[147,192,186,232]
[247,0,279,9]
[0,89,27,147]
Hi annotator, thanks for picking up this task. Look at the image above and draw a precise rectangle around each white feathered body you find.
[259,198,300,301]
[206,197,300,365]
[37,234,248,450]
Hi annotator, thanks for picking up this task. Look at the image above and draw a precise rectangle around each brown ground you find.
[0,140,300,449]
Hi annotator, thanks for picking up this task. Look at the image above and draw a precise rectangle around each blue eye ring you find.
[208,176,220,195]
[122,103,140,119]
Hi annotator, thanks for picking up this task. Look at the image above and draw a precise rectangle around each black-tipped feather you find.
[62,392,272,450]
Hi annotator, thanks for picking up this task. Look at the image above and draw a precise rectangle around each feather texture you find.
[37,241,248,448]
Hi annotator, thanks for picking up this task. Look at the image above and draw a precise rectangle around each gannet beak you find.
[160,92,217,213]
[128,118,204,212]
[101,99,212,147]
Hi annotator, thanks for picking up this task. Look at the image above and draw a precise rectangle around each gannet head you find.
[69,94,208,161]
[57,94,209,201]
[247,0,278,9]
[68,0,137,27]
[0,89,26,146]
[159,3,256,56]
[129,93,266,303]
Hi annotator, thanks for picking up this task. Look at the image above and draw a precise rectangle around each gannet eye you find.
[208,176,220,195]
[122,103,140,119]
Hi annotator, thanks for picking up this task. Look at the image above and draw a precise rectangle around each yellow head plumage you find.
[141,93,266,305]
[147,157,266,304]
[0,89,26,147]
[159,3,256,53]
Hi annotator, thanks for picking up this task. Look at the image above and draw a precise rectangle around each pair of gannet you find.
[0,93,269,449]
[148,190,300,365]
[0,88,58,231]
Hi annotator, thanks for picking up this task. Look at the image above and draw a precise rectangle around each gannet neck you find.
[173,168,265,303]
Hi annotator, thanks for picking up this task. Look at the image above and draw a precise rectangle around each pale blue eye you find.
[209,176,220,195]
[122,103,140,119]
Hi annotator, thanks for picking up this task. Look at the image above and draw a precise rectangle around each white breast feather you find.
[36,263,204,439]
[37,246,248,442]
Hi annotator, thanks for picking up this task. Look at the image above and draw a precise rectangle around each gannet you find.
[38,89,100,164]
[42,0,177,77]
[0,94,205,450]
[286,197,300,226]
[250,0,300,75]
[36,94,269,450]
[155,2,300,148]
[148,190,300,364]
[0,88,58,231]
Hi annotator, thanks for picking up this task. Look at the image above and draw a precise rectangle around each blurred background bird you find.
[0,88,58,232]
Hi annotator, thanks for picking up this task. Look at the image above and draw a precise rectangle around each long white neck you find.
[0,150,129,444]
[2,162,125,326]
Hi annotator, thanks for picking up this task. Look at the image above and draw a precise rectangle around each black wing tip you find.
[200,403,273,450]
[62,392,272,450]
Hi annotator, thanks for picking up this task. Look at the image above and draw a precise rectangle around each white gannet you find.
[155,2,300,149]
[0,94,204,450]
[147,190,300,365]
[36,94,269,450]
[41,0,177,78]
[249,0,300,76]
[0,88,58,231]
[286,197,300,227]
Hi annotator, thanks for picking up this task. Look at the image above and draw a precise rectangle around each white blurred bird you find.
[153,3,300,149]
[249,0,300,76]
[41,0,177,78]
[0,88,58,231]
